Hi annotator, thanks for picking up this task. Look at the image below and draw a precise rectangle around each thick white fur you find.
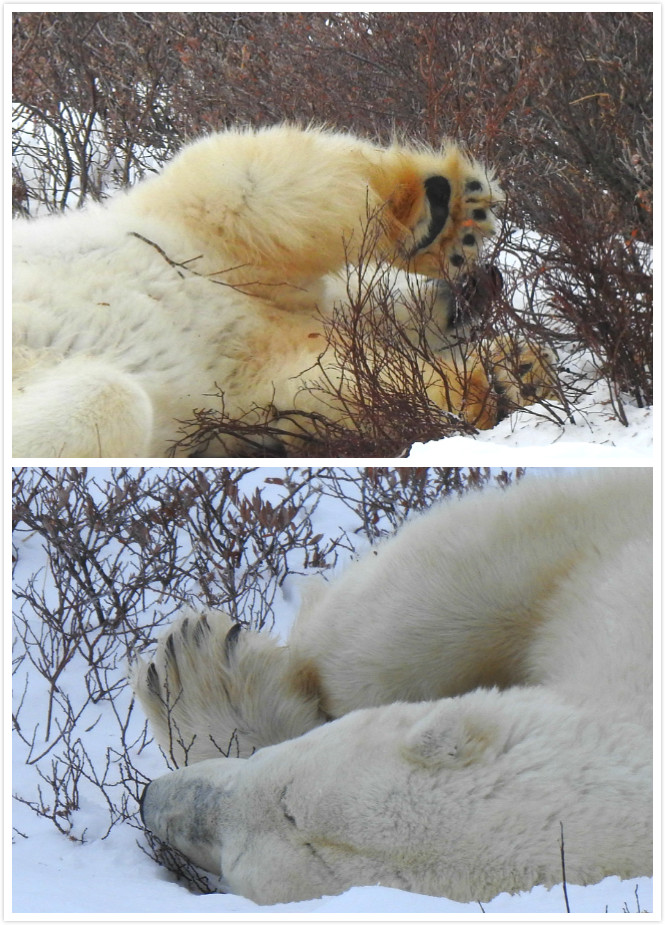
[133,469,652,904]
[13,124,527,458]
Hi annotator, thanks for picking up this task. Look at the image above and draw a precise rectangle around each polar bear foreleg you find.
[13,356,153,457]
[140,686,652,904]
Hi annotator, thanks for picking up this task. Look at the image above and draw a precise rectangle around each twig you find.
[559,821,571,913]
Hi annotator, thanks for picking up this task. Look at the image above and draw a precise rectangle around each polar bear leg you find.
[289,469,651,717]
[146,126,502,287]
[140,686,651,904]
[269,340,498,437]
[13,356,153,457]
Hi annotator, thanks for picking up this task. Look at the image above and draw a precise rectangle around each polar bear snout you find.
[138,761,244,876]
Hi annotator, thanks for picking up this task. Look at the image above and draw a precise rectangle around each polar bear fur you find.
[132,468,652,904]
[13,124,553,458]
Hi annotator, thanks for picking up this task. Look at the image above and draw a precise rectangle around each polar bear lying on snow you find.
[13,124,553,458]
[132,469,652,905]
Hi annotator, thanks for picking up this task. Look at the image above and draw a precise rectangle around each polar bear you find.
[132,468,652,905]
[13,124,553,458]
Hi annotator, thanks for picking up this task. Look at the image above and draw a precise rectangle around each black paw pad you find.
[414,176,452,253]
[425,175,452,207]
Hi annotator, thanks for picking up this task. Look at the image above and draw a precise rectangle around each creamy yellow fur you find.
[13,124,549,457]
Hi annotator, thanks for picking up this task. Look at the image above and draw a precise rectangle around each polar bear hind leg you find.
[13,355,153,457]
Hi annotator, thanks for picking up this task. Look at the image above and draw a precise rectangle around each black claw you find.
[488,265,504,293]
[165,633,177,663]
[193,613,211,647]
[224,622,243,659]
[146,662,160,696]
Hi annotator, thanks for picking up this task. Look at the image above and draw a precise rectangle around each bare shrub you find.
[169,222,565,458]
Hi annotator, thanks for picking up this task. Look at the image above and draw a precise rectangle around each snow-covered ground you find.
[410,254,654,465]
[10,468,655,919]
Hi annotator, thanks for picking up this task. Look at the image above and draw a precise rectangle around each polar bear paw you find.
[488,338,558,416]
[130,608,326,762]
[130,609,246,763]
[401,158,503,280]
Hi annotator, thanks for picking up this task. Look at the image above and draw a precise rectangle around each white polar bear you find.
[132,468,652,905]
[13,124,553,458]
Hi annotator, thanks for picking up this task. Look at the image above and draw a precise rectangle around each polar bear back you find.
[291,469,651,719]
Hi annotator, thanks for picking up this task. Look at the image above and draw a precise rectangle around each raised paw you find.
[129,608,243,765]
[129,607,326,763]
[380,146,504,281]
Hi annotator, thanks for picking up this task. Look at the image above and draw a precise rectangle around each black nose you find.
[138,781,151,827]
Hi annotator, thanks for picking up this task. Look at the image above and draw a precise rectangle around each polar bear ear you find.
[401,704,499,769]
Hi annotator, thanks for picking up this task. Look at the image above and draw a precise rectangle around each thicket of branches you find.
[12,465,517,891]
[12,12,652,450]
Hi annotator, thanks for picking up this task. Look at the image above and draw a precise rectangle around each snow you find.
[10,469,655,919]
[9,804,654,916]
